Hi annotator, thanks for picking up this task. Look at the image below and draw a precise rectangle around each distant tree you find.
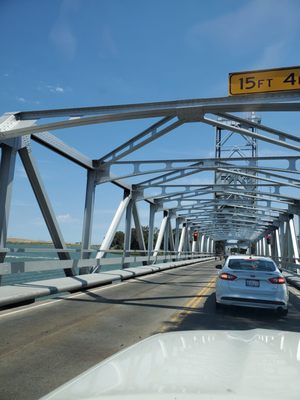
[110,226,159,250]
[111,231,124,249]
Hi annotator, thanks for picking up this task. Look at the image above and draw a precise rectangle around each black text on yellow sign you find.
[229,66,300,95]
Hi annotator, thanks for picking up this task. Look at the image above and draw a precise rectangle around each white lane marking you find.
[0,262,216,319]
[289,285,300,297]
[0,280,128,319]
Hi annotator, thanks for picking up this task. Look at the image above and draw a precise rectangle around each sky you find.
[1,0,300,244]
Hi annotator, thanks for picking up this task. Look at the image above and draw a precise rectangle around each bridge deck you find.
[1,260,300,400]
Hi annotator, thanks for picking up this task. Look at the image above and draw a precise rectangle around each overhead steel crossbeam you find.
[176,202,283,215]
[134,159,297,187]
[1,91,300,254]
[178,208,278,219]
[0,92,300,141]
[96,160,300,184]
[139,175,300,200]
[147,185,297,203]
[189,217,273,226]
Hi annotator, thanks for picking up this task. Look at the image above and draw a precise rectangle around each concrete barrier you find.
[0,257,215,308]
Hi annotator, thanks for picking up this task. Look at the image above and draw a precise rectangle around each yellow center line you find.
[160,275,217,331]
[186,276,216,309]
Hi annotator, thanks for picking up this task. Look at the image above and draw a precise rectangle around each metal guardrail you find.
[0,247,215,281]
[272,256,300,275]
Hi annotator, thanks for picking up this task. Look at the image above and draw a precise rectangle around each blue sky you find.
[1,0,300,243]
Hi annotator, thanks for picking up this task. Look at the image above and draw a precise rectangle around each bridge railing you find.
[272,256,300,275]
[0,247,215,285]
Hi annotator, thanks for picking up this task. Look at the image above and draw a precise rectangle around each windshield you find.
[228,259,276,272]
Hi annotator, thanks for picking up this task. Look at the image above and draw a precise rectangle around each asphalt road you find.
[1,260,300,400]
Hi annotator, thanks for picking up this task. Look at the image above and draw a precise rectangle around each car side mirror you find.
[215,264,222,269]
[279,268,283,273]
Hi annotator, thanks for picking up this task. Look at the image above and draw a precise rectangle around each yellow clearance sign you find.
[229,66,300,95]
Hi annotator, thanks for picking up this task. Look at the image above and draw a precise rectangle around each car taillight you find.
[269,277,286,284]
[219,273,237,281]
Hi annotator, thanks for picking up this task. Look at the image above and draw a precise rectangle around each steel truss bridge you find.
[1,91,300,281]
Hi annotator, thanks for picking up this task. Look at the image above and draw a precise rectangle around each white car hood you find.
[42,329,300,400]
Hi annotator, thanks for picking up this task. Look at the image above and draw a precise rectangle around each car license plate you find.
[246,279,260,287]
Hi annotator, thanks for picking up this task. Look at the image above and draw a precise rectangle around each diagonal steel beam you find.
[201,116,300,152]
[215,112,300,143]
[18,146,74,276]
[97,116,182,164]
[32,132,94,169]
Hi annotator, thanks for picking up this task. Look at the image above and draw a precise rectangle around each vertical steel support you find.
[200,234,205,253]
[174,218,180,251]
[192,239,197,253]
[270,234,275,258]
[0,144,17,262]
[96,191,132,260]
[287,220,293,264]
[210,239,214,254]
[163,216,170,257]
[268,243,272,257]
[178,223,186,256]
[19,147,74,276]
[279,221,285,253]
[153,211,168,258]
[124,198,133,257]
[262,237,266,256]
[80,169,96,274]
[282,220,289,268]
[185,225,191,255]
[289,215,300,264]
[132,202,146,252]
[147,203,156,261]
[168,219,175,254]
[206,237,211,253]
[275,228,281,262]
[196,233,201,254]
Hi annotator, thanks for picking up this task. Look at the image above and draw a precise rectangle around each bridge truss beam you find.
[1,91,300,275]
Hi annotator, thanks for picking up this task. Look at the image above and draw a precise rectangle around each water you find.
[1,244,126,286]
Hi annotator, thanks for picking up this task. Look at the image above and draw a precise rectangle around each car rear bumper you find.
[218,296,288,310]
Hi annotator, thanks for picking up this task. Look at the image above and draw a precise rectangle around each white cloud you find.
[57,213,78,223]
[251,41,286,70]
[16,96,40,105]
[99,26,118,59]
[46,84,65,93]
[186,0,299,57]
[49,0,80,60]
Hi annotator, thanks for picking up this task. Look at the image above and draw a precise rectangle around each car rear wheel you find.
[277,307,288,317]
[215,300,222,312]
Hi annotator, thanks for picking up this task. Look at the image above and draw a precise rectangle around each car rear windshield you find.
[228,259,276,272]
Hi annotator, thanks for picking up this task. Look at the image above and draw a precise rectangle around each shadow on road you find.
[159,291,300,333]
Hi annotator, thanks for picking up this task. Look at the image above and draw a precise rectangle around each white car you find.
[215,255,289,315]
[41,329,300,400]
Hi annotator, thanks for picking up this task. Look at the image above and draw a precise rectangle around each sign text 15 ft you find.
[229,66,300,95]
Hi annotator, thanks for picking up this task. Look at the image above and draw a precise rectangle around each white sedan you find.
[215,255,289,315]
